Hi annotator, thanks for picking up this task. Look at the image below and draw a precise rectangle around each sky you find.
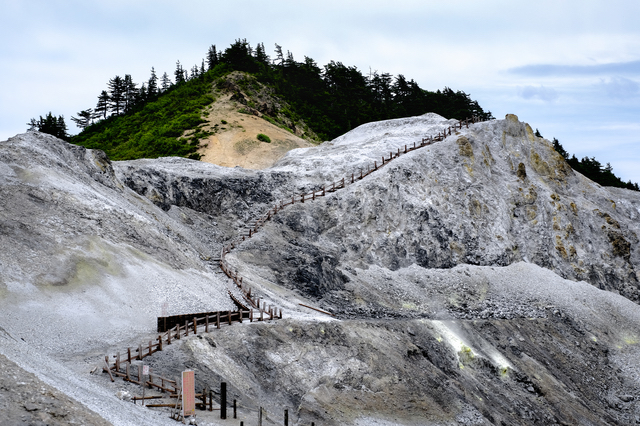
[1,0,639,184]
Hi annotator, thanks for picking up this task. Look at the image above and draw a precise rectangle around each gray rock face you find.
[3,114,640,425]
[233,114,640,309]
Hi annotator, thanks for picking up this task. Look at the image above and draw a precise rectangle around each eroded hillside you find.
[1,114,640,425]
[195,72,317,169]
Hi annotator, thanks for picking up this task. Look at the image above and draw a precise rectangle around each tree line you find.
[25,38,637,191]
[202,39,494,140]
[539,129,639,191]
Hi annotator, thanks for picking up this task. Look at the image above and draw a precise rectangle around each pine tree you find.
[190,64,199,80]
[274,43,284,67]
[206,45,219,70]
[107,76,126,115]
[138,83,147,105]
[174,61,185,84]
[95,90,110,119]
[27,112,68,140]
[161,72,171,92]
[71,109,94,129]
[255,42,269,64]
[123,74,138,112]
[552,138,569,160]
[147,67,158,97]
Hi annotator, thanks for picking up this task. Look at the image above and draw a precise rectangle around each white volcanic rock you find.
[2,113,640,425]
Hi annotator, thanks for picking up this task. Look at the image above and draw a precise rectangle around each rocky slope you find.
[1,113,640,425]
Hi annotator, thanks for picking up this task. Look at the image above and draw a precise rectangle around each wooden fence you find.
[218,116,485,312]
[102,115,487,415]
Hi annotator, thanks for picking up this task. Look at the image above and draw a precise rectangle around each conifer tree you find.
[174,61,185,84]
[147,67,158,97]
[107,75,126,115]
[95,90,110,119]
[190,64,199,80]
[274,43,284,67]
[71,109,94,129]
[160,72,171,92]
[123,74,138,112]
[206,45,219,70]
[27,112,68,140]
[255,42,269,64]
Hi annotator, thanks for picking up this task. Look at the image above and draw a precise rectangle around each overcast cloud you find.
[1,0,639,183]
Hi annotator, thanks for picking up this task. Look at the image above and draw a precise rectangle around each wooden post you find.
[284,409,289,426]
[158,336,163,351]
[126,363,131,381]
[185,320,189,337]
[260,309,264,321]
[116,352,120,372]
[149,340,153,356]
[322,185,325,196]
[292,195,295,204]
[176,324,181,339]
[301,194,304,203]
[167,328,172,345]
[127,347,132,364]
[193,317,197,334]
[250,309,253,322]
[104,357,114,382]
[234,399,237,419]
[209,390,213,411]
[205,315,209,333]
[216,312,220,329]
[239,310,243,323]
[312,191,315,200]
[228,311,232,325]
[220,382,227,419]
[351,173,354,183]
[138,344,143,360]
[259,407,263,426]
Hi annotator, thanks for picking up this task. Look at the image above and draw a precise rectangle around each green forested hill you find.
[70,39,493,160]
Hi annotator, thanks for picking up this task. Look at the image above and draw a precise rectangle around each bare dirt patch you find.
[197,92,314,169]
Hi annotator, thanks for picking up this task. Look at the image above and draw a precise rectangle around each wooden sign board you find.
[182,370,195,418]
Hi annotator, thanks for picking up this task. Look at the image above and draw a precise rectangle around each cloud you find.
[598,77,640,99]
[509,60,640,77]
[518,85,559,102]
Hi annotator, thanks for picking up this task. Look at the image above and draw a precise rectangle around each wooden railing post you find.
[220,382,227,419]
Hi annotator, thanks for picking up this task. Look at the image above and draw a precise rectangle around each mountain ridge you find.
[1,113,640,424]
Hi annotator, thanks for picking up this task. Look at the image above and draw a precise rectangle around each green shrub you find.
[257,133,271,143]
